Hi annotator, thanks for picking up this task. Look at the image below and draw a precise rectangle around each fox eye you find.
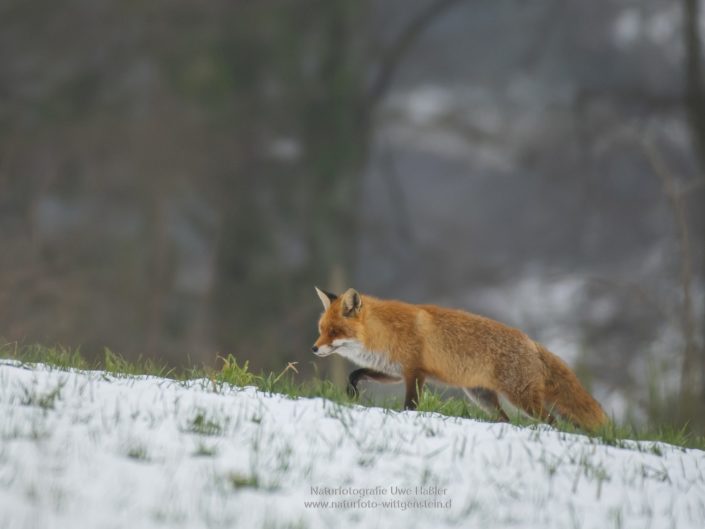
[329,328,339,337]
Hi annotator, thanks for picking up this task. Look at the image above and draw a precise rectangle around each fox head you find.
[312,286,363,357]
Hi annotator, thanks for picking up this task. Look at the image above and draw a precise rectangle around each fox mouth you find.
[313,346,338,357]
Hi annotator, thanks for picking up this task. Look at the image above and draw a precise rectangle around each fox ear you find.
[315,286,337,310]
[341,288,362,317]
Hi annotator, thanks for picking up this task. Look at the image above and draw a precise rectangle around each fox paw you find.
[346,383,359,399]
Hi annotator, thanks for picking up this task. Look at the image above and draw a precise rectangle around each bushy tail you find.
[536,342,608,431]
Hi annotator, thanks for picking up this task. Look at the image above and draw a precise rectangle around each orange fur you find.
[313,288,608,431]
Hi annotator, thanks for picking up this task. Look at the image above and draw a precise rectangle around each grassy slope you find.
[1,341,703,452]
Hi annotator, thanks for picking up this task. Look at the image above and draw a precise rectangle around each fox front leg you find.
[347,368,402,398]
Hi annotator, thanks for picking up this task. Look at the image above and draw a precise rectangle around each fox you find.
[312,287,609,431]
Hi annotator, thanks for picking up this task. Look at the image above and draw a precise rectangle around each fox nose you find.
[312,345,318,353]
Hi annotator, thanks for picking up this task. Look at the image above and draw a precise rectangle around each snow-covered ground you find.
[1,361,704,529]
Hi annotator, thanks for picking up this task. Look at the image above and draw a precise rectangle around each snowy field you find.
[1,361,704,529]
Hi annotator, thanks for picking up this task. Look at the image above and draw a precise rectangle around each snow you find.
[612,5,680,49]
[1,361,704,529]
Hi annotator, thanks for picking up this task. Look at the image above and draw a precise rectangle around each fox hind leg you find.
[507,387,556,425]
[403,371,426,410]
[463,387,510,421]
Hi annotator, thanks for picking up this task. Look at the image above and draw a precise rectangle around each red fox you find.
[312,287,608,431]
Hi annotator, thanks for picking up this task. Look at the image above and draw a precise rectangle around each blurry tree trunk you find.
[328,265,348,386]
[145,191,168,357]
[212,170,263,355]
[302,0,463,381]
[684,0,705,167]
[210,0,464,373]
[300,2,366,382]
[682,0,705,406]
[208,5,271,362]
[643,141,697,417]
[303,0,465,282]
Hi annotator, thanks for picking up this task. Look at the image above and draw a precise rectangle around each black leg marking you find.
[347,368,401,399]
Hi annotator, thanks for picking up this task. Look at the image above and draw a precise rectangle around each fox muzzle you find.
[312,344,335,357]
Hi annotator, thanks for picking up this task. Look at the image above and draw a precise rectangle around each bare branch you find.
[682,0,705,408]
[678,178,705,195]
[366,0,465,109]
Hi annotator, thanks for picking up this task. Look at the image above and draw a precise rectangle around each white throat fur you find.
[329,339,402,377]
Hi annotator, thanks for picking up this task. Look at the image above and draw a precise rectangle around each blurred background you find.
[1,0,703,429]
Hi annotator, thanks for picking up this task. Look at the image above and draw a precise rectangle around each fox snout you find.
[312,344,332,357]
[312,338,337,357]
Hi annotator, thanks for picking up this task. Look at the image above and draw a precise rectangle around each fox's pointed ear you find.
[315,286,337,310]
[341,288,362,317]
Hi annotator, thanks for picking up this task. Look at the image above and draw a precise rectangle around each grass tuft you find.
[126,446,149,461]
[228,473,260,490]
[20,382,65,410]
[193,443,218,457]
[188,411,224,436]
